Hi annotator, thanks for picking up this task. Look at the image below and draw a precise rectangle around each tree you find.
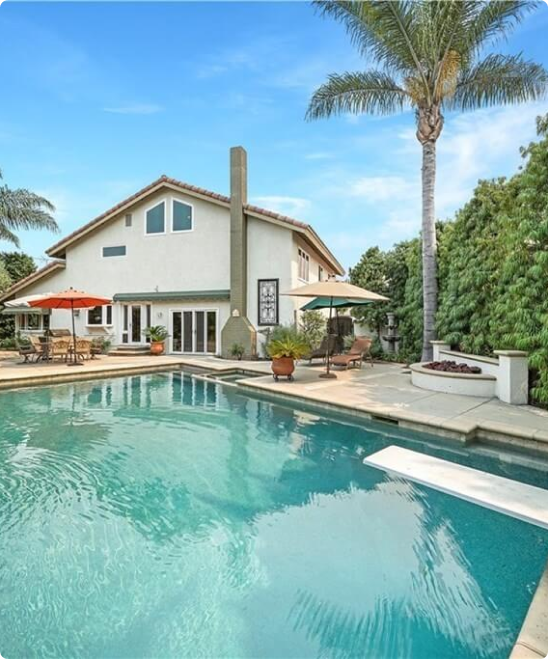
[348,246,390,337]
[0,169,58,246]
[306,0,547,360]
[0,251,37,341]
[0,251,36,282]
[0,261,11,295]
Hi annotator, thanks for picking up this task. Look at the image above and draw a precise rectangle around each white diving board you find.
[363,446,548,530]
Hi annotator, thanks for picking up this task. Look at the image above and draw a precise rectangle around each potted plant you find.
[143,325,169,355]
[267,335,309,381]
[230,342,245,360]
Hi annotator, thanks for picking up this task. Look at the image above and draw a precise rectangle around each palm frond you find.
[466,0,537,51]
[0,185,59,235]
[0,224,20,247]
[313,1,425,79]
[450,53,548,111]
[306,71,410,120]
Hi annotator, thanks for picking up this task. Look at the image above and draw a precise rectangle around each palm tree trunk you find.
[421,139,438,361]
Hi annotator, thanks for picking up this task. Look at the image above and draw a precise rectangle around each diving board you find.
[364,446,548,530]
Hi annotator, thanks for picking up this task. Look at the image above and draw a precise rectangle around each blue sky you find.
[1,0,548,272]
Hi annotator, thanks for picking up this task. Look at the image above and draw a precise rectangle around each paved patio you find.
[2,353,548,452]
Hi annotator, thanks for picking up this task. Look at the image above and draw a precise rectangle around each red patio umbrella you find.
[29,288,111,367]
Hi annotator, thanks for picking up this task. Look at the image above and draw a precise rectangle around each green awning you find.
[113,290,231,303]
[1,307,51,316]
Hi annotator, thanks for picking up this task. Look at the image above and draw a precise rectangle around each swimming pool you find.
[1,371,547,659]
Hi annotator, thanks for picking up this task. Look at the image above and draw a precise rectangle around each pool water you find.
[1,372,547,659]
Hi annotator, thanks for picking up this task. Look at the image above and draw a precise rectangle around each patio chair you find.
[15,338,37,363]
[75,339,92,361]
[304,335,338,364]
[50,339,70,362]
[330,337,373,369]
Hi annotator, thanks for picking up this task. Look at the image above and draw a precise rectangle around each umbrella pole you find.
[68,301,82,367]
[319,296,337,379]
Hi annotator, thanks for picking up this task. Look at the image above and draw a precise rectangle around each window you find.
[145,202,165,234]
[125,213,132,227]
[318,265,324,282]
[102,245,126,257]
[172,200,193,232]
[18,313,48,332]
[298,248,310,282]
[87,305,113,326]
[258,279,279,325]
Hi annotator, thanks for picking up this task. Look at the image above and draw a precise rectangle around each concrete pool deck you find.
[1,353,547,658]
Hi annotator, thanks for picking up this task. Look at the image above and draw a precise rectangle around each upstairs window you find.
[298,248,310,282]
[318,265,324,282]
[125,213,132,227]
[102,245,126,257]
[173,200,193,232]
[145,202,165,234]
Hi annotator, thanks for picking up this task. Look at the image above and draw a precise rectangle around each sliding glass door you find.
[170,309,217,354]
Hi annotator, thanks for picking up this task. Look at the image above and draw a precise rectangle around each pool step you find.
[364,446,548,529]
[108,345,151,357]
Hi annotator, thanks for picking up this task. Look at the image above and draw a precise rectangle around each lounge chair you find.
[15,338,37,363]
[304,335,338,364]
[28,335,47,361]
[330,337,373,369]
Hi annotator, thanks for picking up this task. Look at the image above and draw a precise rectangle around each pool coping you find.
[511,562,548,659]
[235,376,548,457]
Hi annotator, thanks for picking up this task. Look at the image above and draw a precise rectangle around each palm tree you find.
[307,0,547,360]
[0,169,58,246]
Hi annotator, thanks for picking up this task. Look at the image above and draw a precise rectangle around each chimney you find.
[229,146,248,315]
[221,146,257,357]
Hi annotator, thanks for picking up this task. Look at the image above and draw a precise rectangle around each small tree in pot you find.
[267,329,309,381]
[143,325,169,355]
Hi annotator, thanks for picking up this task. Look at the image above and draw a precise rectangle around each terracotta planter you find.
[150,340,165,356]
[271,356,295,381]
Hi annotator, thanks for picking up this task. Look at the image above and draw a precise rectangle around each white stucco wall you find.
[9,187,340,355]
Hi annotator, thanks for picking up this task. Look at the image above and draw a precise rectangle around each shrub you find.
[299,310,326,349]
[229,343,245,360]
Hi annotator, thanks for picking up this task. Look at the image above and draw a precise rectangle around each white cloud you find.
[348,176,418,202]
[305,152,333,161]
[103,103,163,115]
[251,195,311,218]
[396,101,546,218]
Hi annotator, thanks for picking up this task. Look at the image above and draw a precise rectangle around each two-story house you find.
[0,147,344,357]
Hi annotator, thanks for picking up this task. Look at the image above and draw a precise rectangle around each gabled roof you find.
[45,175,344,274]
[0,261,66,304]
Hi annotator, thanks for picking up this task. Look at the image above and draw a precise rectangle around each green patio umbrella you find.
[300,296,373,311]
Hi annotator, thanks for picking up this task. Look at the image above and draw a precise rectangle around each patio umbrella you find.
[29,288,111,367]
[284,279,389,379]
[300,296,373,311]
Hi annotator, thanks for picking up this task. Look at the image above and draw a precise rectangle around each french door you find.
[121,304,151,344]
[170,309,217,354]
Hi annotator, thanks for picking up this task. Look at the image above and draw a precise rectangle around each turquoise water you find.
[1,372,548,659]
